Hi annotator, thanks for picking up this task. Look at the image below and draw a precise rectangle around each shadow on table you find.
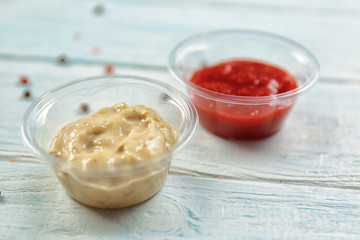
[88,205,133,218]
[84,196,154,219]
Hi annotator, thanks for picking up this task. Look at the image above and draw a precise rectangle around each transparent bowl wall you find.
[169,30,320,139]
[22,75,198,208]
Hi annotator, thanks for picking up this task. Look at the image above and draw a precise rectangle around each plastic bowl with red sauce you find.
[169,30,320,140]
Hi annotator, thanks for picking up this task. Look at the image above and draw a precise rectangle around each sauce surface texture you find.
[48,103,176,208]
[49,102,176,167]
[189,59,298,139]
[190,59,297,96]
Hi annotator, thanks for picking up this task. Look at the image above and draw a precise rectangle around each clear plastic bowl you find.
[21,75,198,208]
[169,29,320,140]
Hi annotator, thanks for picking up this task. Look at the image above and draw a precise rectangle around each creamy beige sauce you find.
[49,103,176,208]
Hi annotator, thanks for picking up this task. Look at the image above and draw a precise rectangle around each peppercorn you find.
[80,103,89,113]
[19,76,29,85]
[57,54,67,64]
[94,4,105,15]
[23,89,31,98]
[105,64,114,74]
[92,46,101,55]
[73,32,81,41]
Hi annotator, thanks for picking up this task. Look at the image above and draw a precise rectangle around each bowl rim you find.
[21,75,198,176]
[169,29,320,105]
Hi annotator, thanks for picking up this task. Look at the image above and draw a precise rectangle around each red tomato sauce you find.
[189,59,298,139]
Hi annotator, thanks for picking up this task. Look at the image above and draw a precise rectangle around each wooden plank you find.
[174,81,360,189]
[1,59,359,188]
[1,159,359,239]
[1,60,359,239]
[1,0,360,238]
[1,0,360,80]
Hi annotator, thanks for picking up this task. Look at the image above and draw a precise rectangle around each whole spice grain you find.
[19,75,29,85]
[73,32,81,41]
[92,46,101,55]
[57,54,67,64]
[80,103,89,113]
[105,64,114,74]
[94,4,105,15]
[23,89,31,98]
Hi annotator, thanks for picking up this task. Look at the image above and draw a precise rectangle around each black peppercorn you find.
[23,89,31,98]
[80,103,89,113]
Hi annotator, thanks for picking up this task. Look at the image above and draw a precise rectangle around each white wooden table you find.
[1,0,360,239]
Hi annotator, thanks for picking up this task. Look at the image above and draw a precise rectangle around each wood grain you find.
[1,59,360,239]
[1,159,360,239]
[175,82,360,188]
[1,0,360,239]
[1,0,360,80]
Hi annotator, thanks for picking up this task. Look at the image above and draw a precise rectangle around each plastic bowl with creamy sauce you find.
[21,75,198,209]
